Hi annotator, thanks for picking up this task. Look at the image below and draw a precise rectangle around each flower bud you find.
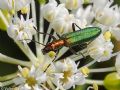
[104,72,120,90]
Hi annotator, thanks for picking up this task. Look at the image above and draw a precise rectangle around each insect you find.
[42,23,102,55]
[28,23,102,72]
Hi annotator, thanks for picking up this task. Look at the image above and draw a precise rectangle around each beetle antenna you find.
[72,23,81,32]
[19,39,46,46]
[33,27,57,40]
[44,50,59,72]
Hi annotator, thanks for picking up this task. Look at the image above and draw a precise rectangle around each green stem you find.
[90,67,116,73]
[86,79,104,86]
[84,59,97,67]
[31,0,37,25]
[31,0,39,58]
[0,79,14,87]
[16,41,38,64]
[0,72,18,81]
[47,79,56,90]
[40,84,49,90]
[0,53,31,67]
[36,4,44,59]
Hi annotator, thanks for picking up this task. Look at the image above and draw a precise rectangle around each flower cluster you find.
[0,0,120,90]
[7,15,36,44]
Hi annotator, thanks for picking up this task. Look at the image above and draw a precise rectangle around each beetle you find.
[28,23,102,72]
[42,23,101,55]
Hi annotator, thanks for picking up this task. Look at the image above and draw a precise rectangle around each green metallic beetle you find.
[42,23,101,55]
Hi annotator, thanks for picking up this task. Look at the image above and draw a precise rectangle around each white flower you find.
[94,0,120,26]
[59,0,83,10]
[52,14,74,35]
[92,0,108,11]
[7,15,36,44]
[41,0,58,22]
[87,34,114,62]
[0,0,31,13]
[41,0,69,23]
[51,58,85,89]
[14,0,31,11]
[51,9,85,35]
[0,0,13,11]
[110,27,120,41]
[75,5,93,24]
[13,65,47,90]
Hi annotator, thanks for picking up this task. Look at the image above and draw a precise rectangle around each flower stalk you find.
[89,67,116,73]
[0,53,31,67]
[0,72,18,81]
[16,41,38,64]
[86,79,104,86]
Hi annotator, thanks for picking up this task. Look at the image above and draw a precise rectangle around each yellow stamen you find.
[61,70,73,83]
[48,51,56,58]
[34,60,41,68]
[21,6,29,14]
[9,9,15,15]
[93,83,98,90]
[21,67,29,78]
[103,50,109,56]
[26,76,37,87]
[104,31,111,41]
[73,0,78,9]
[80,67,89,76]
[46,11,54,22]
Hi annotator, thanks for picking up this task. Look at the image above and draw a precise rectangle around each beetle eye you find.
[41,49,46,55]
[42,47,52,55]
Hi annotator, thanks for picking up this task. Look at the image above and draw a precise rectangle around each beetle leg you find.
[69,46,78,55]
[69,43,87,58]
[72,23,76,32]
[77,51,86,59]
[72,23,81,31]
[34,26,57,40]
[87,40,94,45]
[44,50,59,72]
[77,44,86,59]
[69,45,86,58]
[74,23,81,30]
[69,47,85,58]
[19,39,46,46]
[56,33,61,39]
[78,43,87,49]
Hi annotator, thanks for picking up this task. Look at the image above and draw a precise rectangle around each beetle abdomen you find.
[63,27,101,46]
